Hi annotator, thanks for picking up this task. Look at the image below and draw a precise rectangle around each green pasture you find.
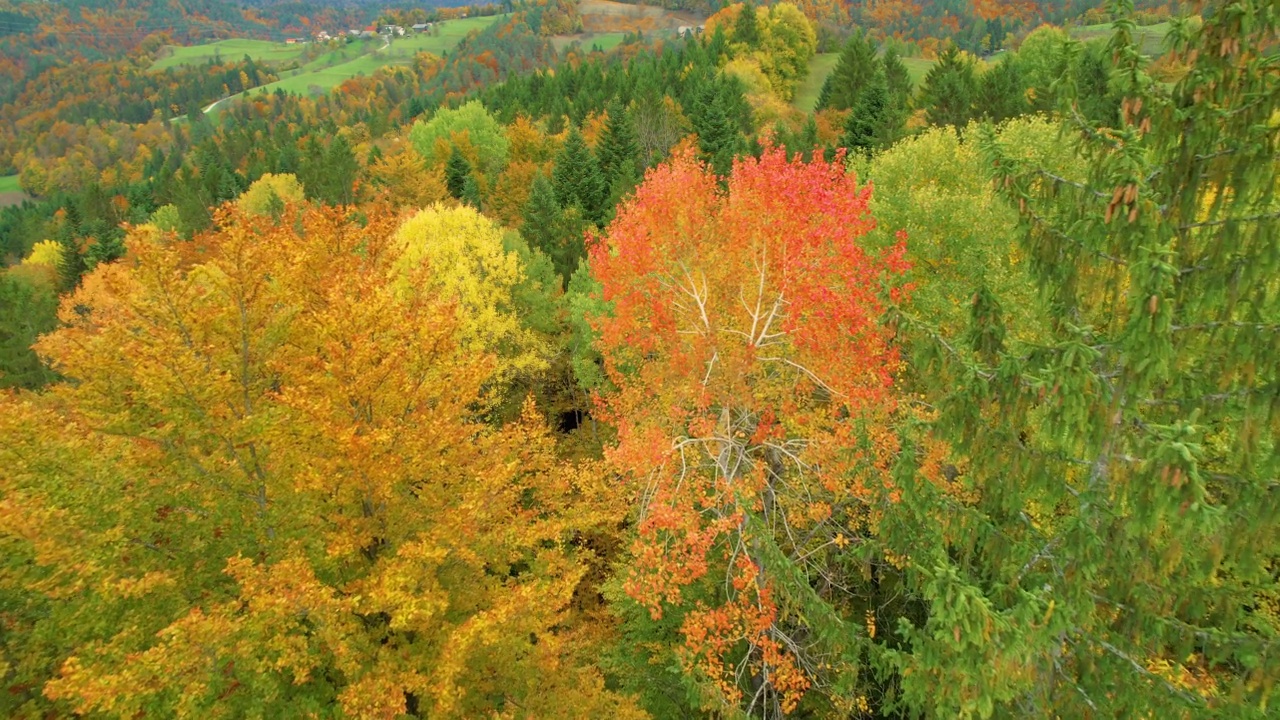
[0,175,20,193]
[1072,20,1173,55]
[793,53,936,112]
[204,15,506,104]
[901,57,936,87]
[150,38,307,71]
[792,52,837,112]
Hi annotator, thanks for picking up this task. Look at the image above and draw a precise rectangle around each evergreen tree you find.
[522,172,583,287]
[881,45,913,107]
[919,45,978,127]
[1073,40,1121,127]
[522,172,561,258]
[799,114,820,161]
[173,170,213,238]
[841,71,889,156]
[731,2,761,49]
[297,135,328,203]
[604,157,641,224]
[552,126,607,225]
[324,134,358,205]
[985,17,1007,52]
[598,100,641,182]
[84,233,125,268]
[446,149,473,201]
[55,206,85,292]
[461,174,482,209]
[819,31,879,112]
[977,53,1029,122]
[887,5,1280,715]
[814,72,833,110]
[0,273,57,390]
[691,82,738,177]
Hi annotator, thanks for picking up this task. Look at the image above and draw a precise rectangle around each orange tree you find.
[0,205,641,719]
[588,143,913,716]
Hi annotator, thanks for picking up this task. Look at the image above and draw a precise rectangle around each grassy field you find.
[259,54,391,95]
[391,16,506,54]
[551,32,628,53]
[0,174,26,208]
[793,53,936,112]
[902,57,936,87]
[151,38,307,71]
[213,15,505,104]
[793,53,838,112]
[1072,20,1172,55]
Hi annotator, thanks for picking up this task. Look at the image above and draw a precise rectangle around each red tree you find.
[589,143,910,713]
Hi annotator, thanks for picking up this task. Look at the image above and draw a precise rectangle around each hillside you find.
[578,0,703,32]
[0,173,24,208]
[151,38,309,71]
[0,2,1277,719]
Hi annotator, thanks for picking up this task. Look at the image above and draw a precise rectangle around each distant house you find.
[315,31,330,41]
[381,25,405,36]
[285,38,297,45]
[412,23,431,32]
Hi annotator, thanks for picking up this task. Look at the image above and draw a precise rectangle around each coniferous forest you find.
[0,0,1277,717]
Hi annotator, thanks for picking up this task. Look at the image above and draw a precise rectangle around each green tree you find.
[919,46,978,128]
[977,53,1029,122]
[0,272,58,390]
[84,232,125,269]
[55,227,85,293]
[551,127,607,226]
[597,100,640,186]
[1072,40,1121,127]
[881,45,913,107]
[864,118,1076,342]
[446,149,473,201]
[323,134,359,206]
[731,2,761,49]
[408,100,510,176]
[460,174,482,209]
[297,135,329,204]
[691,82,739,177]
[817,30,878,112]
[841,71,890,156]
[523,172,585,287]
[149,204,181,232]
[884,4,1280,715]
[1014,24,1071,113]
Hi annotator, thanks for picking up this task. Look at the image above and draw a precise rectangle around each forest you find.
[0,0,1277,717]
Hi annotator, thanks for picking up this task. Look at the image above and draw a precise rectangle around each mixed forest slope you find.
[0,0,1277,718]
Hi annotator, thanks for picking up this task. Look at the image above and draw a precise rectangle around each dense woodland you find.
[1,0,1277,717]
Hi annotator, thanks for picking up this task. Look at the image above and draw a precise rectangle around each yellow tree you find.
[368,140,451,211]
[393,203,552,390]
[234,173,306,217]
[0,205,640,718]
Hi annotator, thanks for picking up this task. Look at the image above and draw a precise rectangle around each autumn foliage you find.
[589,143,909,713]
[0,204,638,718]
